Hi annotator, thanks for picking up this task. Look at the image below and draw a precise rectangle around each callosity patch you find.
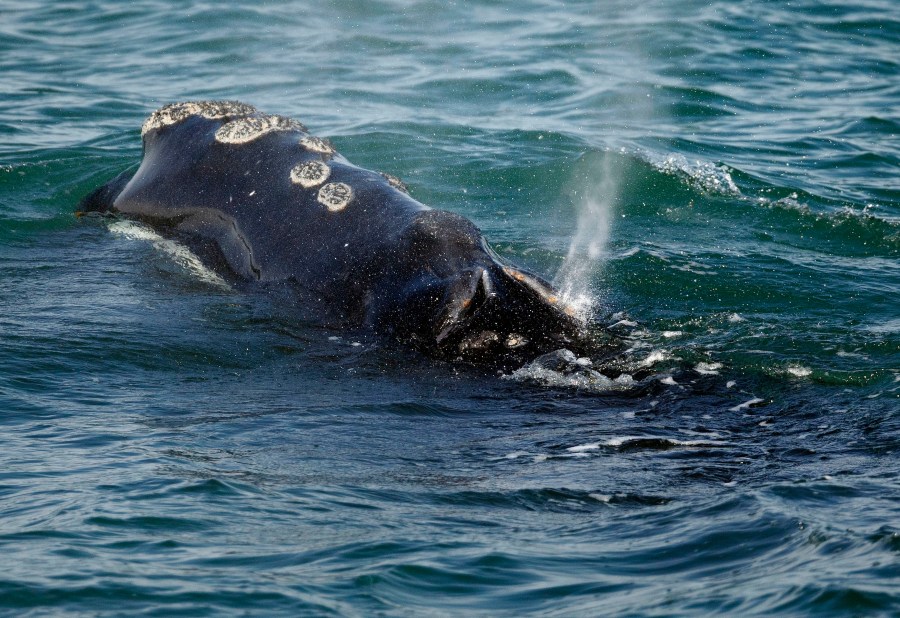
[290,160,331,189]
[215,114,307,144]
[317,182,353,212]
[300,135,336,156]
[141,100,257,137]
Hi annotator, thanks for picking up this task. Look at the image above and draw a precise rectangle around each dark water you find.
[1,1,898,615]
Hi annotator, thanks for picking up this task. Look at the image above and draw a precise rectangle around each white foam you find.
[729,397,765,412]
[604,437,630,447]
[502,451,529,460]
[603,435,728,448]
[786,365,812,378]
[107,220,231,290]
[680,429,723,439]
[863,318,900,334]
[567,443,600,453]
[503,352,636,393]
[766,193,810,213]
[695,361,723,375]
[639,350,671,367]
[673,261,716,276]
[651,153,741,196]
[610,319,638,328]
[836,350,867,359]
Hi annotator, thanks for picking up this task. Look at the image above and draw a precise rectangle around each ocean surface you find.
[1,1,898,615]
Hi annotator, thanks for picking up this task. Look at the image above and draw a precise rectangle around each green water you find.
[1,1,898,615]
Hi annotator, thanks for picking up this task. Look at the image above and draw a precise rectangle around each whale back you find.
[79,101,586,363]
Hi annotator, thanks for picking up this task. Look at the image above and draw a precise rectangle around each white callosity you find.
[141,101,411,217]
[141,101,257,137]
[317,182,353,212]
[215,115,307,144]
[290,160,331,189]
[380,172,409,195]
[299,135,336,156]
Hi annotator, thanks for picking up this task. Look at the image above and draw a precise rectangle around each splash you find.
[503,349,636,392]
[108,220,232,290]
[651,153,740,196]
[554,150,622,317]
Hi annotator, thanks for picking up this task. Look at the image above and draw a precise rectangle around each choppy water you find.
[1,1,898,615]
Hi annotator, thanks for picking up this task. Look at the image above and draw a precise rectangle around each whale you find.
[78,101,586,365]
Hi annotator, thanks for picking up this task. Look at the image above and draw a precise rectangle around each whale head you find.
[370,210,586,365]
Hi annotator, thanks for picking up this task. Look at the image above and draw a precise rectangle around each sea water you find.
[1,1,898,615]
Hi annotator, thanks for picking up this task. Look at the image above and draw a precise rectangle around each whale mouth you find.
[429,264,587,363]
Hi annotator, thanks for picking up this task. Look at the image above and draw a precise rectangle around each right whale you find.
[78,101,588,366]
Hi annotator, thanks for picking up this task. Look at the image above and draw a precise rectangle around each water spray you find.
[554,150,620,319]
